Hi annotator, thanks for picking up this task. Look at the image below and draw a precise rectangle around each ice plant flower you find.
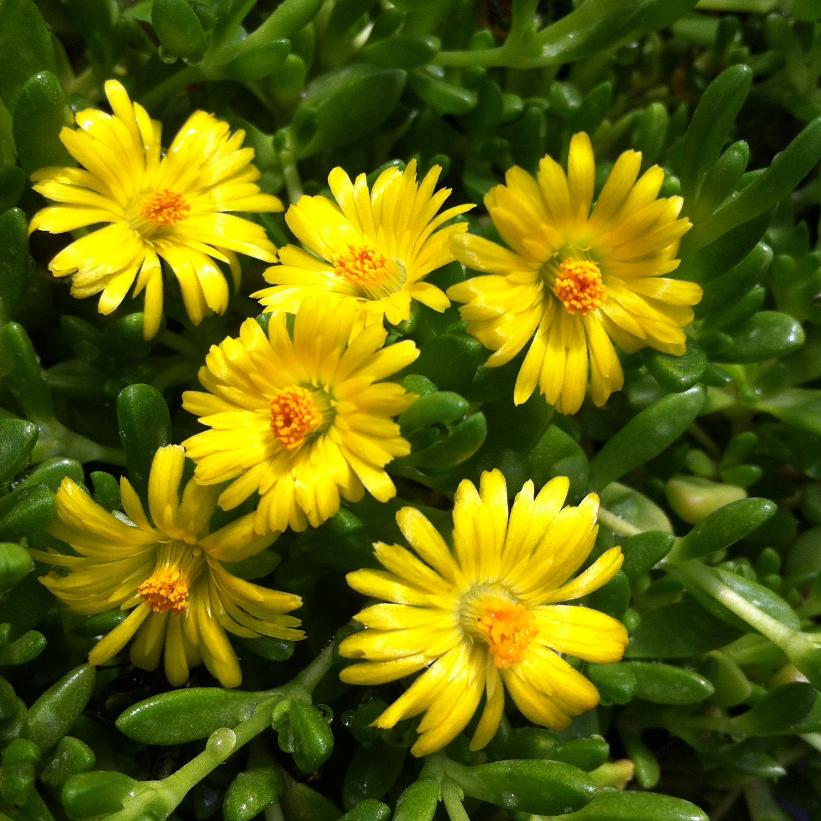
[29,79,282,339]
[182,298,419,534]
[339,470,627,756]
[448,132,702,414]
[252,161,473,326]
[31,446,303,688]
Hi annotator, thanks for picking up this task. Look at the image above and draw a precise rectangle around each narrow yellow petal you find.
[567,132,595,219]
[147,445,185,533]
[543,546,624,603]
[469,666,505,750]
[534,605,628,663]
[88,604,150,665]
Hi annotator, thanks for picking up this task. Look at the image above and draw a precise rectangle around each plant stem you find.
[293,642,335,695]
[163,707,271,799]
[435,47,509,67]
[597,506,643,537]
[142,65,203,109]
[744,779,792,821]
[711,787,741,821]
[695,0,779,11]
[265,804,286,821]
[157,330,198,357]
[670,561,821,687]
[107,645,337,819]
[278,131,303,203]
[66,66,98,99]
[441,778,471,821]
[33,418,125,466]
[688,422,721,459]
[671,561,793,644]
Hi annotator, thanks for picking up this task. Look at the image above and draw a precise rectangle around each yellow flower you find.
[31,446,303,688]
[29,80,282,339]
[182,298,420,534]
[339,470,628,757]
[448,132,702,415]
[252,161,473,326]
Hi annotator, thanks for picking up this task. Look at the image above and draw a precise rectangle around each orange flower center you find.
[462,589,539,669]
[138,566,190,614]
[552,258,605,315]
[142,190,190,226]
[477,600,538,668]
[333,244,404,300]
[270,386,329,450]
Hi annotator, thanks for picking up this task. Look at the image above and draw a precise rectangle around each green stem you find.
[157,330,198,357]
[441,779,471,821]
[744,780,792,821]
[688,422,722,460]
[419,750,447,782]
[240,0,324,54]
[509,0,540,44]
[32,418,125,466]
[671,561,793,645]
[142,65,203,109]
[695,0,779,11]
[66,66,98,99]
[107,645,336,819]
[434,47,510,68]
[711,787,742,821]
[278,130,303,203]
[597,506,643,537]
[265,804,286,821]
[292,642,335,695]
[150,359,199,393]
[104,713,271,820]
[163,708,271,799]
[670,561,821,688]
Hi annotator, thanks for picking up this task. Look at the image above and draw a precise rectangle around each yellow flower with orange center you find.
[31,446,303,688]
[448,132,702,415]
[29,80,283,338]
[251,161,473,326]
[339,470,628,757]
[182,298,419,534]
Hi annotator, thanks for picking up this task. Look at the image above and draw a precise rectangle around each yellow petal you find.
[346,569,431,606]
[88,604,150,665]
[130,612,168,670]
[374,647,461,728]
[147,445,185,533]
[502,666,571,730]
[165,613,191,686]
[396,507,460,582]
[543,546,624,603]
[450,233,526,275]
[411,654,485,756]
[469,665,505,751]
[567,132,595,220]
[339,654,430,685]
[534,605,628,663]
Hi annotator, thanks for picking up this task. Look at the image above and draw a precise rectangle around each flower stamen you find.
[142,190,190,226]
[477,600,538,668]
[138,566,190,614]
[333,244,404,300]
[552,258,605,315]
[461,588,539,669]
[270,386,330,450]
